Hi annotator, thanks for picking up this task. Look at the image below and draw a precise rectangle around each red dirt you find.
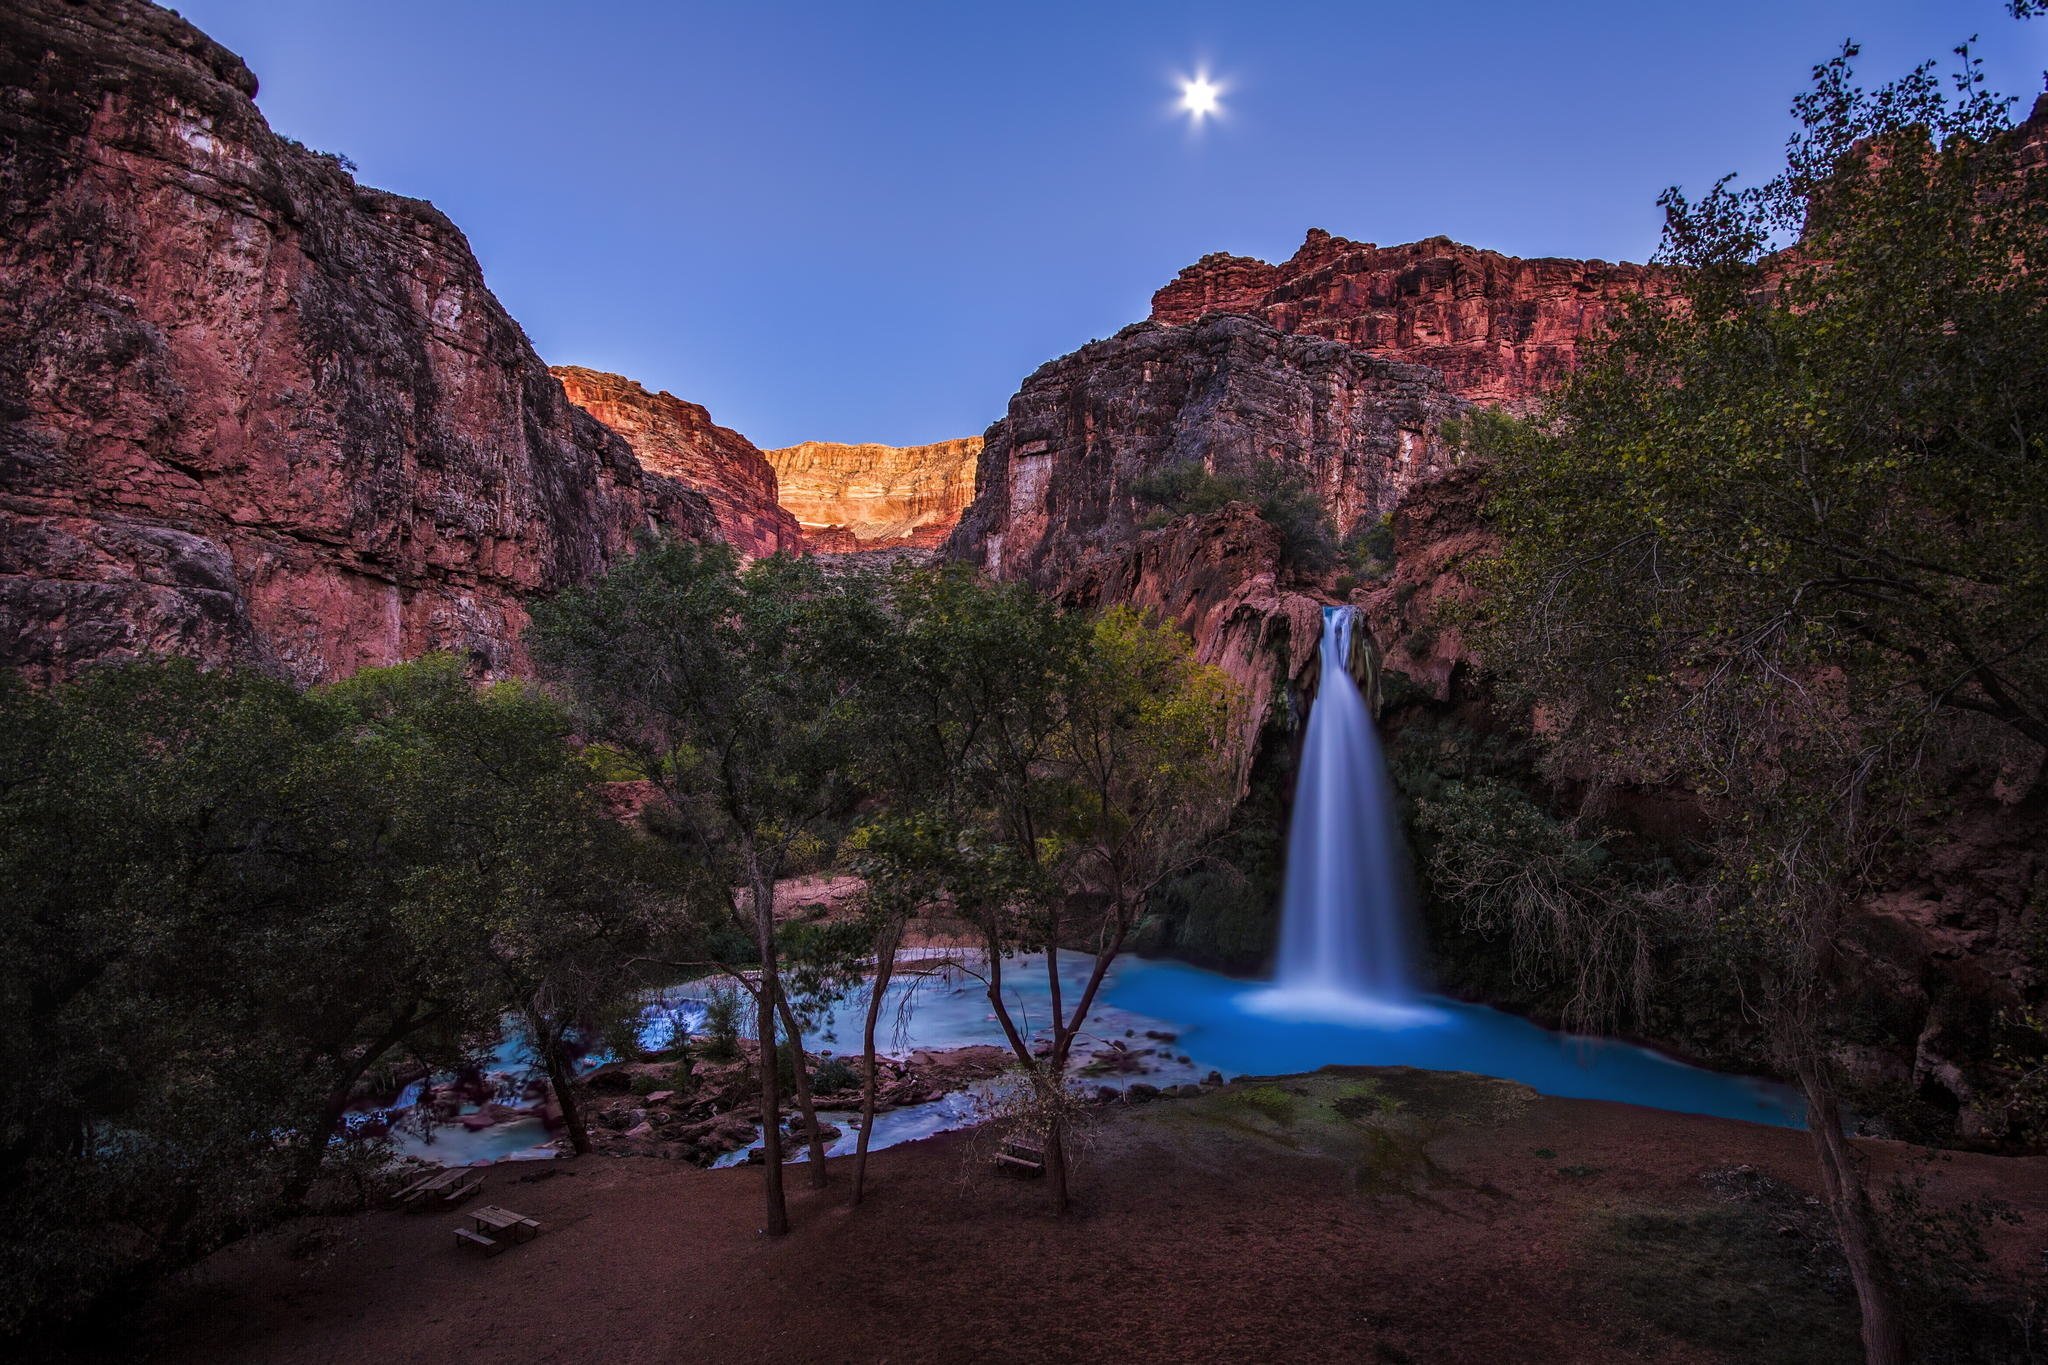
[136,1074,2048,1364]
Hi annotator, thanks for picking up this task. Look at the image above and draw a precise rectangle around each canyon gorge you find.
[3,0,2042,1163]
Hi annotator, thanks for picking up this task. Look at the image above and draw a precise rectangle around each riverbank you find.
[127,1068,2048,1364]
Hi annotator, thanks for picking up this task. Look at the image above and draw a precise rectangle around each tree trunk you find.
[282,1085,356,1212]
[1044,1096,1070,1214]
[750,863,789,1236]
[540,1034,591,1156]
[282,1006,441,1210]
[775,992,829,1186]
[851,925,901,1207]
[1798,1062,1904,1365]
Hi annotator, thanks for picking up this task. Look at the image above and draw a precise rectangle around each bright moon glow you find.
[1179,73,1223,121]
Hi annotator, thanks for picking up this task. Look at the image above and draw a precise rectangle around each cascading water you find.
[1249,605,1429,1023]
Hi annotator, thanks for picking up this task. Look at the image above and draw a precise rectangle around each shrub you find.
[813,1056,859,1093]
[1129,461,1341,572]
[1342,515,1395,577]
[699,984,744,1062]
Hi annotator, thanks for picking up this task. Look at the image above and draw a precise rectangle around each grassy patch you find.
[1589,1178,1860,1363]
[1230,1084,1300,1127]
[1152,1068,1537,1197]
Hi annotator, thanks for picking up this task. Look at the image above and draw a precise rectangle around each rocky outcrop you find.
[948,314,1462,586]
[1060,504,1327,791]
[0,0,712,684]
[1151,229,1675,409]
[1357,461,1496,709]
[553,367,801,559]
[763,437,980,552]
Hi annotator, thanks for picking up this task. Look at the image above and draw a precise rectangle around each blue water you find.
[1105,955,1807,1130]
[794,949,1804,1131]
[383,948,1805,1167]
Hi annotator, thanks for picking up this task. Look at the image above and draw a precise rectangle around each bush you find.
[813,1056,859,1093]
[1342,515,1395,577]
[1129,461,1341,572]
[699,984,744,1062]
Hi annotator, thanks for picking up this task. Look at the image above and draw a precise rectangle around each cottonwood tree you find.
[858,573,1236,1212]
[1029,608,1236,1208]
[835,566,1065,1203]
[531,540,872,1232]
[0,656,659,1334]
[322,659,684,1157]
[1472,37,2046,1365]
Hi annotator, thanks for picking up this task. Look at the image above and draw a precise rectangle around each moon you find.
[1179,73,1223,122]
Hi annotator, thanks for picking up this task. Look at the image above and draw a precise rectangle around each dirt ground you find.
[126,1068,2048,1365]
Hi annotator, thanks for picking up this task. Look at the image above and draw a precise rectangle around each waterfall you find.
[1249,605,1428,1024]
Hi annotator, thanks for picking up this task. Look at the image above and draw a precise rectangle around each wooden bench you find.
[994,1139,1045,1177]
[453,1226,503,1256]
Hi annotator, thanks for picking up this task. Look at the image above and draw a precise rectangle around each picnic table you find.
[394,1166,483,1208]
[472,1204,542,1242]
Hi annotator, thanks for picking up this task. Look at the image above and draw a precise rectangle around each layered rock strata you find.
[553,367,801,559]
[948,314,1462,587]
[1151,229,1674,410]
[763,437,980,552]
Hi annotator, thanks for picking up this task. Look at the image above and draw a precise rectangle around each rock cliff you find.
[948,314,1462,586]
[1150,229,1675,410]
[553,368,801,559]
[0,0,712,684]
[762,437,980,552]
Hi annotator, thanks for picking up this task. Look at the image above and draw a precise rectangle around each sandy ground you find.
[127,1068,2048,1365]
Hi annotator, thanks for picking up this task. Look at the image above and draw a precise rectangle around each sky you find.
[170,1,2048,449]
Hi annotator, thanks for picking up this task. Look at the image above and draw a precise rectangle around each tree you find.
[0,655,684,1338]
[319,659,684,1158]
[530,541,873,1232]
[1472,37,2046,1365]
[853,569,1237,1212]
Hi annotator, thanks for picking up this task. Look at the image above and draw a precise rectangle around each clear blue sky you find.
[171,1,2047,449]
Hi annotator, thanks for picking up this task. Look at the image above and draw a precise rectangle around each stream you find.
[378,948,1803,1169]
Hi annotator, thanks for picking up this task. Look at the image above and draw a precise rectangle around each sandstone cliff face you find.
[553,368,801,559]
[1059,503,1327,792]
[947,314,1462,587]
[763,437,980,552]
[0,0,711,685]
[1151,229,1675,409]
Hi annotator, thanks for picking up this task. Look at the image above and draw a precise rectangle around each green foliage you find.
[1461,34,2048,1349]
[1473,37,2048,1058]
[812,1056,859,1092]
[699,984,745,1062]
[1339,515,1395,580]
[0,656,668,1338]
[1131,461,1343,571]
[1136,717,1294,970]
